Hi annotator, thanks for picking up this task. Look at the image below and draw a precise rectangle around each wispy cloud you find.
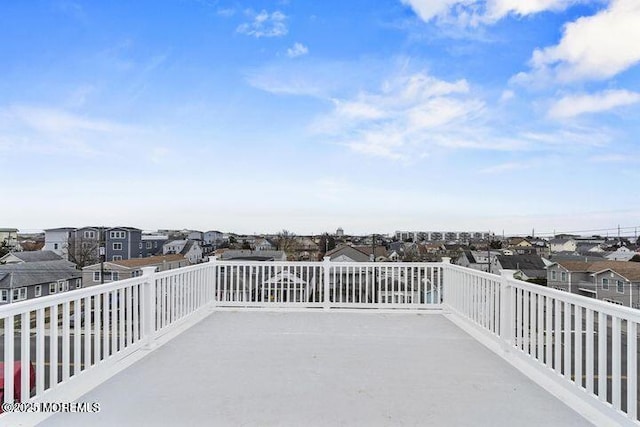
[548,89,640,119]
[400,0,586,27]
[237,10,287,38]
[287,42,309,58]
[513,0,640,84]
[0,105,137,156]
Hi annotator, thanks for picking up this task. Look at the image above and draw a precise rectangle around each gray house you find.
[547,260,640,307]
[0,260,81,304]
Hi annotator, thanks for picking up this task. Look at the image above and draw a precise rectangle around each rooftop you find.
[42,311,588,427]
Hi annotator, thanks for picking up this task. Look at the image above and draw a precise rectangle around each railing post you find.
[208,256,218,311]
[440,257,451,306]
[499,269,516,351]
[141,266,158,350]
[323,257,331,310]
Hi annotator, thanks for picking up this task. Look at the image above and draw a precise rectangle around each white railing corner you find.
[208,256,218,310]
[499,269,516,351]
[323,257,331,309]
[441,257,451,264]
[141,266,158,350]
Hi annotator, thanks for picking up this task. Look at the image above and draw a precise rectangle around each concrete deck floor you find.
[41,311,591,426]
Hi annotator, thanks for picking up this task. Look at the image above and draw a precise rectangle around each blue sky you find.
[2,0,639,236]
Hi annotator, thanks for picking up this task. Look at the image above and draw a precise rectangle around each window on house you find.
[12,288,27,301]
[110,231,126,239]
[602,278,609,290]
[551,271,557,280]
[93,272,100,282]
[113,243,123,250]
[50,283,57,293]
[76,279,82,289]
[63,281,69,291]
[58,281,65,292]
[113,255,122,261]
[84,231,95,239]
[54,243,59,250]
[112,272,119,281]
[617,280,624,294]
[147,242,152,249]
[139,242,143,249]
[0,289,8,302]
[561,271,567,282]
[35,285,42,297]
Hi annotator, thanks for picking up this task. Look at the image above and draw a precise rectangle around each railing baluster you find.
[598,311,607,402]
[4,315,15,404]
[627,321,637,420]
[36,308,45,395]
[612,316,621,410]
[50,305,59,387]
[21,311,30,400]
[586,309,594,393]
[564,302,572,379]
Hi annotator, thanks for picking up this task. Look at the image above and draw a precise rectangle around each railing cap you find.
[141,266,158,276]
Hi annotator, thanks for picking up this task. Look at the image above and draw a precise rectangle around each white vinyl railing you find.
[0,262,215,416]
[210,258,443,309]
[442,263,640,426]
[2,257,638,426]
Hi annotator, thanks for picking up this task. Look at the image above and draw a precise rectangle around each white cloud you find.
[237,10,287,38]
[500,90,515,102]
[286,42,309,58]
[311,72,497,160]
[548,90,640,119]
[517,0,640,83]
[400,0,583,26]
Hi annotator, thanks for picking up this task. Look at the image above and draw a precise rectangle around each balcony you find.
[1,259,638,426]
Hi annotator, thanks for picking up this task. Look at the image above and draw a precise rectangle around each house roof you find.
[464,251,477,264]
[325,245,370,262]
[497,255,546,272]
[353,245,388,258]
[0,261,80,289]
[553,260,640,281]
[2,250,63,263]
[109,254,187,269]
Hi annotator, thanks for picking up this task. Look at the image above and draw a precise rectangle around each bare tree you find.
[274,230,297,255]
[66,235,100,268]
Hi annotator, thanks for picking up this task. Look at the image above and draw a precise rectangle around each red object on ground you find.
[0,361,36,412]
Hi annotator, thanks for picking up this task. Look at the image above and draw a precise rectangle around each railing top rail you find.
[444,263,501,281]
[211,260,444,268]
[508,276,640,322]
[0,275,150,319]
[154,262,212,279]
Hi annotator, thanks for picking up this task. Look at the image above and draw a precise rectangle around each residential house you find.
[187,231,204,241]
[493,255,547,282]
[547,260,640,307]
[549,238,577,253]
[605,246,637,261]
[43,227,75,259]
[0,260,81,304]
[82,254,190,286]
[105,227,142,261]
[254,238,276,251]
[140,233,169,257]
[163,240,203,263]
[204,231,225,245]
[325,245,371,262]
[456,250,500,273]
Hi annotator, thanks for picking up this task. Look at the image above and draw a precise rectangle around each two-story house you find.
[163,240,203,264]
[43,227,75,260]
[547,260,640,307]
[105,227,142,261]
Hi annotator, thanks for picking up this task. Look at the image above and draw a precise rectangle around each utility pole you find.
[100,227,105,284]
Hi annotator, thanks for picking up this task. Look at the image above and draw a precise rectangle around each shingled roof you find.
[555,260,640,282]
[0,261,80,289]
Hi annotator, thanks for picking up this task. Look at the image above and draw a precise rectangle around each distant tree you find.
[241,240,252,250]
[489,240,503,250]
[273,230,297,253]
[0,241,10,258]
[67,235,100,268]
[318,233,336,254]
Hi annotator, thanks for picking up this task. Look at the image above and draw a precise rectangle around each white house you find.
[43,227,75,260]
